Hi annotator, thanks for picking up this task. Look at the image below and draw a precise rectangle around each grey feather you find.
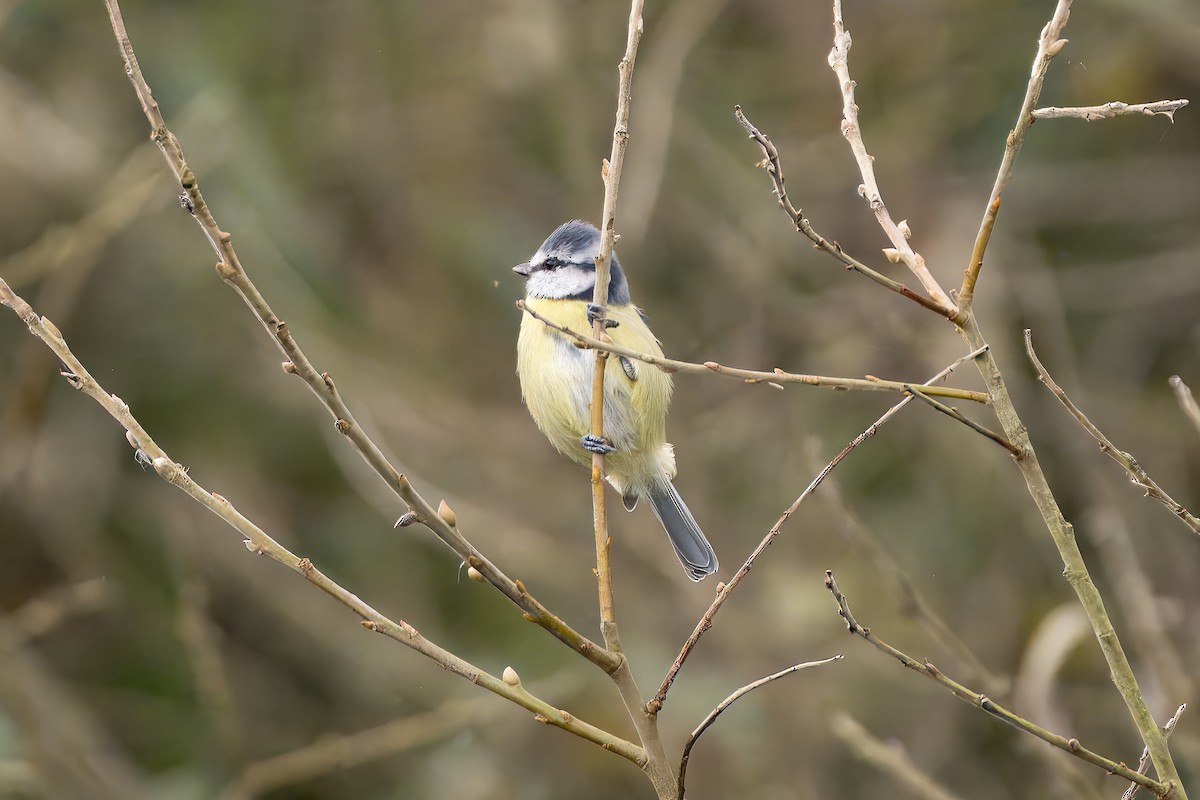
[646,481,718,581]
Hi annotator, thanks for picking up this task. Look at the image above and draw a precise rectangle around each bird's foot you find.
[580,434,617,454]
[586,304,619,329]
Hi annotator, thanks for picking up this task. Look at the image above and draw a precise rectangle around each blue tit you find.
[513,220,719,581]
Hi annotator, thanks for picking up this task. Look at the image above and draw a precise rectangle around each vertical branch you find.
[956,0,1073,314]
[587,5,678,798]
[590,0,645,655]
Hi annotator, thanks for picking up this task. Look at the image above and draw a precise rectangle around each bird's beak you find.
[512,262,532,276]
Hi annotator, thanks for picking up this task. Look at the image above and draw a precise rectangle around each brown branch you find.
[828,1,955,312]
[903,385,1020,456]
[584,4,679,797]
[519,300,988,404]
[1168,375,1200,439]
[650,346,987,714]
[956,0,1073,314]
[1025,331,1200,538]
[1031,99,1188,121]
[823,572,1170,796]
[676,656,843,799]
[0,274,645,766]
[100,0,619,676]
[733,106,957,321]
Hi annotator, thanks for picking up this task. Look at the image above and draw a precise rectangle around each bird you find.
[513,220,718,581]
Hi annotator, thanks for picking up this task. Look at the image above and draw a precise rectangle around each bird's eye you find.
[542,256,563,270]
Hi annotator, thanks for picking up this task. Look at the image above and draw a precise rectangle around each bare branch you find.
[676,656,843,799]
[903,385,1019,455]
[589,0,645,657]
[99,0,619,675]
[957,0,1073,314]
[1025,331,1200,538]
[0,274,645,767]
[651,346,987,713]
[733,106,957,320]
[1032,99,1188,121]
[828,2,955,312]
[519,301,988,404]
[823,572,1169,795]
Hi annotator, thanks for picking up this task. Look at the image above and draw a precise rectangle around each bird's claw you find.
[586,304,619,329]
[580,434,617,454]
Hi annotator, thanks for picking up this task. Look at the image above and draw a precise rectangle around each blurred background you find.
[1,0,1198,798]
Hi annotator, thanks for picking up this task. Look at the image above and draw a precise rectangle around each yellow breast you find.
[516,298,675,492]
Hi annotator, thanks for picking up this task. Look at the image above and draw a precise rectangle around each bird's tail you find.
[646,481,718,582]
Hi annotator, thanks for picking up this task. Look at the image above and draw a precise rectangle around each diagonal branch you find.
[903,385,1019,456]
[828,1,955,313]
[824,571,1169,796]
[100,0,619,675]
[519,301,988,403]
[650,346,987,714]
[0,275,644,766]
[733,106,957,321]
[956,0,1073,315]
[1025,331,1200,538]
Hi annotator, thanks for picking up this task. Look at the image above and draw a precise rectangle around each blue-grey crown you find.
[540,220,630,305]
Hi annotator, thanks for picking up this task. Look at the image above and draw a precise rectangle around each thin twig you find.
[589,0,646,657]
[733,106,957,321]
[0,275,645,767]
[903,385,1020,456]
[650,346,988,714]
[828,2,955,312]
[1025,331,1200,538]
[1124,704,1187,800]
[823,572,1169,796]
[957,0,1073,315]
[519,301,988,404]
[1168,375,1200,439]
[100,0,619,675]
[1031,99,1188,121]
[676,656,843,799]
[831,713,968,800]
[586,4,679,798]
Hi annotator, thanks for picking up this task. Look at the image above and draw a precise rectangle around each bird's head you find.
[513,220,631,305]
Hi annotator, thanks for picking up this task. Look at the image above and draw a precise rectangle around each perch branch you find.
[824,572,1169,796]
[650,346,987,713]
[585,4,679,797]
[733,106,957,321]
[1025,331,1200,538]
[519,301,987,404]
[828,1,955,312]
[676,656,844,799]
[0,276,644,766]
[1031,99,1188,121]
[100,0,618,675]
[957,0,1072,314]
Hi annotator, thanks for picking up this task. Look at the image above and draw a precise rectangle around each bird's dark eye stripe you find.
[542,256,563,269]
